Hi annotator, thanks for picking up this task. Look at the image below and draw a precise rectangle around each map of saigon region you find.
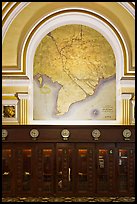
[33,24,116,120]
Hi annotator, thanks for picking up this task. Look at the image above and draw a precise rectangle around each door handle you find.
[68,168,71,181]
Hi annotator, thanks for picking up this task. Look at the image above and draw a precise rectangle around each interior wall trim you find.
[2,8,134,78]
[2,2,30,42]
[118,2,135,17]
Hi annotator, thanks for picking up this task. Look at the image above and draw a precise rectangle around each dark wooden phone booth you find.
[2,125,135,197]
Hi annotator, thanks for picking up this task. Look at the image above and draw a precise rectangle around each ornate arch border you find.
[2,4,135,78]
[25,8,123,125]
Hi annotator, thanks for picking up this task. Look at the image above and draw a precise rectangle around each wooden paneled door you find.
[56,143,96,196]
[15,144,35,196]
[2,144,16,197]
[56,143,74,196]
[116,143,135,196]
[75,143,95,196]
[96,143,115,196]
[35,143,55,196]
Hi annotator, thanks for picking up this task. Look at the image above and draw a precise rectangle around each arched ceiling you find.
[2,2,135,69]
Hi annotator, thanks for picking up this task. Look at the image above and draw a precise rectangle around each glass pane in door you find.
[77,149,88,191]
[2,149,12,191]
[98,149,108,191]
[57,147,73,193]
[118,149,128,191]
[57,149,63,191]
[22,149,32,191]
[43,149,53,192]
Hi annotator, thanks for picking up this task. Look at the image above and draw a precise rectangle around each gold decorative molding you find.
[2,2,8,9]
[2,75,29,80]
[2,95,18,100]
[2,121,19,125]
[18,93,28,125]
[121,76,135,80]
[121,87,135,94]
[19,99,28,125]
[2,2,21,26]
[2,8,135,78]
[122,99,130,125]
[122,93,132,125]
[2,86,28,94]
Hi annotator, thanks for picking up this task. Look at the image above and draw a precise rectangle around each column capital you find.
[17,93,28,100]
[121,93,132,100]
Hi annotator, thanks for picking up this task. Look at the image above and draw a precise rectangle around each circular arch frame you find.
[25,8,124,125]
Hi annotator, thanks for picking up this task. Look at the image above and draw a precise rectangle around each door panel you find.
[22,148,32,191]
[2,145,15,196]
[15,145,34,196]
[56,143,74,195]
[76,143,95,195]
[96,144,115,195]
[36,144,55,195]
[116,143,135,195]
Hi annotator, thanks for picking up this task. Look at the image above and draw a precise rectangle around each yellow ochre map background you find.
[33,24,116,120]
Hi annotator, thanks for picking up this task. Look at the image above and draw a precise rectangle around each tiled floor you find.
[2,197,135,202]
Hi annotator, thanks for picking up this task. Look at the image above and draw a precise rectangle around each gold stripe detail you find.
[2,2,14,17]
[121,76,134,80]
[2,8,134,77]
[122,99,125,125]
[2,96,17,100]
[2,66,19,70]
[2,2,8,9]
[2,121,19,125]
[2,76,29,79]
[25,99,28,124]
[22,99,24,124]
[19,98,28,124]
[2,2,21,27]
[20,99,22,124]
[127,99,130,124]
[2,86,28,94]
[121,87,135,94]
[122,99,130,125]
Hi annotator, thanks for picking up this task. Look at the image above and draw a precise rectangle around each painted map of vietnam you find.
[33,25,116,116]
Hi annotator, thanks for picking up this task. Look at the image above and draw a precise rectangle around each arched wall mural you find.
[26,9,123,125]
[33,24,116,121]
